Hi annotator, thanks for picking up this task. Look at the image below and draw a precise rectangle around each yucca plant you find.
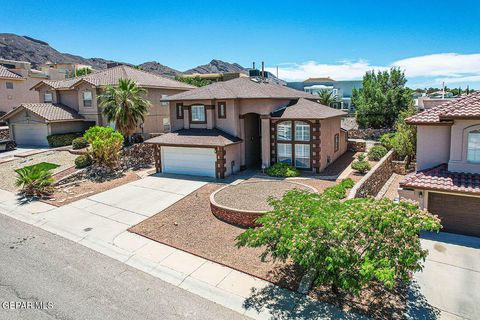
[15,166,54,198]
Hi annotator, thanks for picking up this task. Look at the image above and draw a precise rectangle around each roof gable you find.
[271,98,346,119]
[407,91,480,125]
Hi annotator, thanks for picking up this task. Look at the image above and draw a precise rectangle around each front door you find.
[244,113,261,167]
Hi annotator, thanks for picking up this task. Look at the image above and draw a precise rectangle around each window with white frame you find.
[295,121,310,141]
[277,143,292,165]
[191,105,205,122]
[467,130,480,163]
[163,117,171,132]
[161,94,169,106]
[83,91,92,107]
[295,144,310,168]
[277,121,292,140]
[44,92,53,103]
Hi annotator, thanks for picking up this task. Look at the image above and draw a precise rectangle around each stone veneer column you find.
[153,145,162,173]
[311,120,321,173]
[215,146,226,178]
[270,119,277,166]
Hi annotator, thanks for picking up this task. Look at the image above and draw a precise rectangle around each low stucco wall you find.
[348,150,395,198]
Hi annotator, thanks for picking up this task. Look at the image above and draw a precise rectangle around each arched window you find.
[277,121,292,141]
[276,121,311,169]
[295,121,310,141]
[467,129,480,163]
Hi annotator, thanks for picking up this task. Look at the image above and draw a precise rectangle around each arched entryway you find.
[244,113,262,168]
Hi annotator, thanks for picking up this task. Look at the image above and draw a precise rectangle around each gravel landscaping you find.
[0,151,76,192]
[214,180,315,211]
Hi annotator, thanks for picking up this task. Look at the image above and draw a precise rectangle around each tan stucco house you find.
[145,77,348,178]
[1,65,195,146]
[399,91,480,237]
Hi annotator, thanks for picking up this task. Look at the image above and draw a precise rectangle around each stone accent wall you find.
[347,139,366,152]
[0,128,10,140]
[392,156,409,175]
[348,150,395,198]
[348,128,392,140]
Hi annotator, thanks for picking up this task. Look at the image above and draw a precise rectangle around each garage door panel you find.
[13,124,49,146]
[162,146,216,177]
[428,193,480,237]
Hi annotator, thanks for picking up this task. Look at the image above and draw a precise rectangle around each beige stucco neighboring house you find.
[1,65,195,146]
[145,77,348,178]
[0,61,48,115]
[399,91,480,237]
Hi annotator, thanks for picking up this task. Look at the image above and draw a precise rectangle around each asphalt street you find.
[0,214,249,320]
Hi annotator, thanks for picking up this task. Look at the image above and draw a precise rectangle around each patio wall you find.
[348,149,395,198]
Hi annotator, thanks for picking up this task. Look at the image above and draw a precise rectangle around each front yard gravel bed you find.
[0,151,76,192]
[214,180,314,211]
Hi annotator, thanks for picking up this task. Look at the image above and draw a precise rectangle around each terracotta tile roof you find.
[407,91,480,124]
[0,65,22,79]
[145,128,242,147]
[400,164,480,195]
[166,77,317,101]
[38,65,195,90]
[271,98,346,119]
[1,103,84,122]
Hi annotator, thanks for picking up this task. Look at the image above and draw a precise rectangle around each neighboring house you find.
[399,92,480,237]
[416,96,456,111]
[145,77,348,178]
[40,62,93,79]
[287,78,362,111]
[0,60,49,115]
[180,72,248,82]
[1,65,195,146]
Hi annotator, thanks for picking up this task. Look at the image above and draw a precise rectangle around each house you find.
[1,65,195,146]
[40,62,93,79]
[145,77,348,178]
[180,72,248,82]
[287,78,362,111]
[0,60,55,116]
[399,92,480,237]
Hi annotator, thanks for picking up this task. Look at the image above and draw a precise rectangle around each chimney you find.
[261,61,265,81]
[252,62,256,70]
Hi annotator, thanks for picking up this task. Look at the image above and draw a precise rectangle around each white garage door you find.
[12,124,49,146]
[162,146,216,177]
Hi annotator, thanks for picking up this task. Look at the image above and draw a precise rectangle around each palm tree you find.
[99,78,151,140]
[317,89,339,107]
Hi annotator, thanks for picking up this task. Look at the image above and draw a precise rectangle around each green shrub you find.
[351,159,371,174]
[380,132,396,150]
[75,154,93,168]
[368,145,388,161]
[46,132,83,147]
[15,166,54,198]
[72,137,88,150]
[15,162,59,173]
[84,126,123,168]
[266,163,300,177]
[322,178,355,199]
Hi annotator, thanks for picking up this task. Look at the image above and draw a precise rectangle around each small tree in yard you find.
[351,153,371,174]
[99,78,151,141]
[352,68,413,129]
[392,105,417,159]
[236,179,441,295]
[84,126,124,169]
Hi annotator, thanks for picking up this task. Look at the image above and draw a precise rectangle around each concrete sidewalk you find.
[0,175,361,320]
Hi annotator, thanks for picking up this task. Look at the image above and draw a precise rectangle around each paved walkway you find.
[0,174,361,320]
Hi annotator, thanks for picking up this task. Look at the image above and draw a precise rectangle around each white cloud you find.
[268,53,480,88]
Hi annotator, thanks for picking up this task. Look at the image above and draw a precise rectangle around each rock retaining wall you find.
[347,140,366,152]
[210,201,263,228]
[348,128,392,140]
[348,150,395,198]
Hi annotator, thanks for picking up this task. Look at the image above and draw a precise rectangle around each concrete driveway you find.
[0,146,47,159]
[408,232,480,320]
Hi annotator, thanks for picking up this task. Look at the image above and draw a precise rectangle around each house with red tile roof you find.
[399,91,480,237]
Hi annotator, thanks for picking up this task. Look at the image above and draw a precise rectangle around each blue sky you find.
[2,0,480,88]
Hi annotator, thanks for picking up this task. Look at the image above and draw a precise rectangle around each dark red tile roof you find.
[407,91,480,125]
[1,103,84,122]
[145,128,242,147]
[400,164,480,195]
